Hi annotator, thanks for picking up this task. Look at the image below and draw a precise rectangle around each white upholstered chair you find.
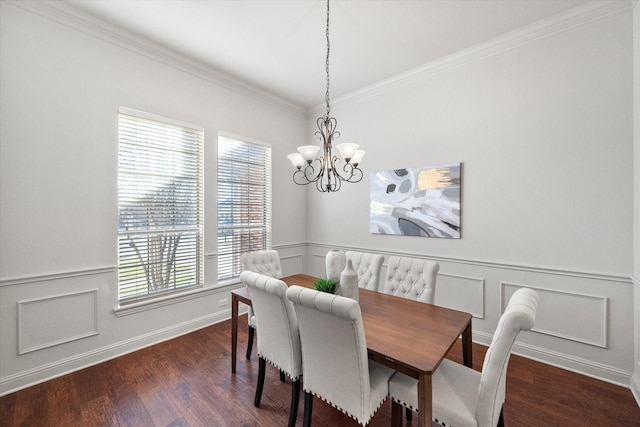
[285,285,395,427]
[389,288,539,427]
[383,255,440,421]
[346,251,384,291]
[383,256,439,303]
[240,271,302,427]
[241,250,283,360]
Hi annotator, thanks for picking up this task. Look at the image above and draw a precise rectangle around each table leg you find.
[462,319,473,368]
[417,373,432,427]
[391,401,403,427]
[231,293,238,373]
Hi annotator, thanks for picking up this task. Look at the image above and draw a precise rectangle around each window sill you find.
[113,283,237,317]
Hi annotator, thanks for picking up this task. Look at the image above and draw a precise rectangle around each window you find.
[117,108,204,302]
[217,134,272,282]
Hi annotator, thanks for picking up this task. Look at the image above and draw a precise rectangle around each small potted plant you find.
[313,278,338,294]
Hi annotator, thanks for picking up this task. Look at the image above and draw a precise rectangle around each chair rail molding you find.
[0,266,115,288]
[307,242,632,285]
[308,242,635,387]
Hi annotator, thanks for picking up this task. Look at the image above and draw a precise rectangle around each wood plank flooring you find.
[1,315,639,426]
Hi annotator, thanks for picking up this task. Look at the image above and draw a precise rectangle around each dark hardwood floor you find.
[1,315,639,426]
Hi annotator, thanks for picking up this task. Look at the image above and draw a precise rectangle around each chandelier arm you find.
[328,159,363,184]
[292,160,327,186]
[292,169,310,186]
[331,171,343,192]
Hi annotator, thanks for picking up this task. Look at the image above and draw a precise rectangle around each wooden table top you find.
[282,274,472,377]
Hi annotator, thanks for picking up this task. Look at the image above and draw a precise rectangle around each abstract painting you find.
[370,162,461,238]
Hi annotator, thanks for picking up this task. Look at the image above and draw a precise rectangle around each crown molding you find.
[4,0,307,118]
[309,0,632,117]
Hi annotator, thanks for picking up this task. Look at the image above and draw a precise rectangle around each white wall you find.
[1,0,638,397]
[305,2,636,386]
[0,1,307,395]
[632,0,640,405]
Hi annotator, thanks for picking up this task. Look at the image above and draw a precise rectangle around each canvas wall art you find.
[370,162,461,238]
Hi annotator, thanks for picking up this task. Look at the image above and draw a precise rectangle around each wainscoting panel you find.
[435,273,485,319]
[18,289,99,354]
[502,282,608,348]
[279,253,303,277]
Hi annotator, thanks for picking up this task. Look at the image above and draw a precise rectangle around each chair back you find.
[286,286,373,425]
[476,288,538,427]
[240,271,302,379]
[346,251,384,291]
[383,256,439,303]
[241,250,283,278]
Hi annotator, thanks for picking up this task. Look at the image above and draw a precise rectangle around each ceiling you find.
[65,0,588,110]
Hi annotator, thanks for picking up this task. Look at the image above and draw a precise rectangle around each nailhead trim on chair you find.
[391,396,451,427]
[258,352,300,381]
[390,397,415,412]
[306,389,387,426]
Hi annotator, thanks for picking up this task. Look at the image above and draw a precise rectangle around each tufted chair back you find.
[346,251,384,292]
[241,271,303,427]
[388,287,538,427]
[286,286,394,426]
[476,288,538,427]
[383,256,439,303]
[240,271,301,379]
[241,250,283,278]
[240,250,283,360]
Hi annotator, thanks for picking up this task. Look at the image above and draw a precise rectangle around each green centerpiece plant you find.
[314,278,338,294]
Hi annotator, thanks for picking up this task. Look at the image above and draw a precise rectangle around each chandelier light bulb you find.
[336,143,359,162]
[297,145,321,163]
[287,153,305,169]
[351,150,365,166]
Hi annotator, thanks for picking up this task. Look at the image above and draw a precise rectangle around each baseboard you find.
[474,331,633,388]
[0,310,230,396]
[632,371,640,407]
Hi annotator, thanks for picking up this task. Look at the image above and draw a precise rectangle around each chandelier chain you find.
[325,0,331,117]
[288,0,364,192]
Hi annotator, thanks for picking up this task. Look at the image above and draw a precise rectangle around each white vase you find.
[326,249,346,282]
[339,259,359,301]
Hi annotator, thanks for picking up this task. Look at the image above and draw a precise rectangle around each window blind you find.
[117,108,204,302]
[217,135,272,282]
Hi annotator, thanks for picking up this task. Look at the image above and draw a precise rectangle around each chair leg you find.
[406,407,413,422]
[254,357,266,407]
[303,391,313,427]
[497,407,505,427]
[280,370,286,382]
[288,379,301,427]
[391,400,403,427]
[246,326,255,359]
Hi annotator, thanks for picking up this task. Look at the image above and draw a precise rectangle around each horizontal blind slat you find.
[118,110,203,302]
[217,135,271,282]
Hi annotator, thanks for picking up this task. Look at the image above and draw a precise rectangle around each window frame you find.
[117,107,204,303]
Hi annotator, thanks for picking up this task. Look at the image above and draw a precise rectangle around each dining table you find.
[230,274,473,427]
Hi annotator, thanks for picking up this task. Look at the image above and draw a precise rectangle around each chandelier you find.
[287,0,365,193]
